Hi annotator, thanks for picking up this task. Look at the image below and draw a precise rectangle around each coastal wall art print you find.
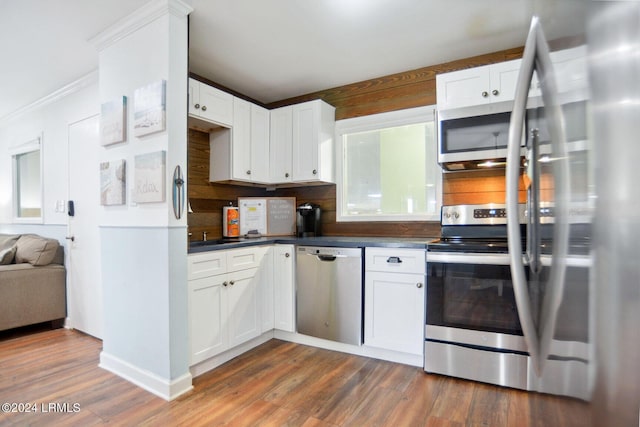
[100,96,127,146]
[100,159,126,205]
[133,80,166,137]
[134,151,166,203]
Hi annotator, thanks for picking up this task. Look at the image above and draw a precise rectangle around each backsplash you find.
[188,129,441,242]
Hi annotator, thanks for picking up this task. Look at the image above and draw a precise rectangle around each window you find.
[336,106,441,222]
[12,136,42,221]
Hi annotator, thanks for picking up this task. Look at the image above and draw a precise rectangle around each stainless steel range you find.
[424,203,591,400]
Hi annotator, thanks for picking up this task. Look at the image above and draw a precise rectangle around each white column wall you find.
[95,0,192,400]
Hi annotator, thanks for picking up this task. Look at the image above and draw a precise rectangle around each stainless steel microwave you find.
[437,100,587,172]
[437,101,524,171]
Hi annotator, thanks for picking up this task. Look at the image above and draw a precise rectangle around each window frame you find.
[335,106,441,222]
[11,135,44,224]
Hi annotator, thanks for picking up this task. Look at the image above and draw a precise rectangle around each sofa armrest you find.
[0,264,66,331]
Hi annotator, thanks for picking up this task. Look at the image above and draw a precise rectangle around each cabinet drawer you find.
[227,246,267,272]
[188,252,227,280]
[365,248,425,275]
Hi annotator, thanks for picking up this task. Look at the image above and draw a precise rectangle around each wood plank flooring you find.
[0,327,590,426]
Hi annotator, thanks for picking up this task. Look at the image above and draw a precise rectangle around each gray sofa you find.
[0,234,67,331]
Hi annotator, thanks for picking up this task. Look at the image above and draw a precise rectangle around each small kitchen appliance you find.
[296,203,321,237]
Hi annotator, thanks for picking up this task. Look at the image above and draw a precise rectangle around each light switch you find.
[55,200,66,213]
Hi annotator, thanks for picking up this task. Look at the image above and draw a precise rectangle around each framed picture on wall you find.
[134,151,166,203]
[133,80,166,137]
[100,96,127,145]
[100,159,126,205]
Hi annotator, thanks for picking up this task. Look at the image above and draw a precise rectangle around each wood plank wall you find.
[188,46,525,242]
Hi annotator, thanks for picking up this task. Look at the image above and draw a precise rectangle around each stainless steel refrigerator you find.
[505,1,640,425]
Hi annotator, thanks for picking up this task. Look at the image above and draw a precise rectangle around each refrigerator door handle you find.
[507,16,571,376]
[532,19,571,377]
[506,16,540,376]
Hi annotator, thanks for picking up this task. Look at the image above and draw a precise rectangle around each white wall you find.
[0,77,99,238]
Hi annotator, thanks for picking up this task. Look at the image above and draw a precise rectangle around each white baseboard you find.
[99,351,193,401]
[273,330,424,367]
[190,331,274,378]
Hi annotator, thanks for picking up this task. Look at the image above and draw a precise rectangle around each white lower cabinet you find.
[188,244,295,366]
[189,274,227,363]
[188,247,267,366]
[272,245,295,332]
[364,248,426,356]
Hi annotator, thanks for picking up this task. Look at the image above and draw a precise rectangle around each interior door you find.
[67,114,103,338]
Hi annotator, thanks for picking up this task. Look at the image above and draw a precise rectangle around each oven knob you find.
[444,212,451,219]
[453,212,459,219]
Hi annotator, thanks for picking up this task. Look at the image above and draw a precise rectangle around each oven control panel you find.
[473,208,507,219]
[441,204,526,225]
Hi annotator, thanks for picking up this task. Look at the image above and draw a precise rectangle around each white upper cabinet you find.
[269,106,293,183]
[291,99,335,183]
[210,98,270,184]
[551,45,588,96]
[189,78,233,126]
[436,59,541,110]
[270,99,335,184]
[250,103,271,183]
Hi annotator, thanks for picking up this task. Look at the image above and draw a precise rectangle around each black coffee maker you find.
[296,203,321,237]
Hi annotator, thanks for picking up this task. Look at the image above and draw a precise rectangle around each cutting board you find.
[238,197,296,236]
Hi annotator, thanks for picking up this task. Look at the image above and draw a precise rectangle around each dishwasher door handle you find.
[317,255,338,262]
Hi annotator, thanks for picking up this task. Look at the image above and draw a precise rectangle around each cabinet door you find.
[365,248,426,275]
[199,83,233,126]
[250,104,270,183]
[189,275,228,365]
[488,59,524,102]
[188,78,201,117]
[273,245,295,332]
[232,98,252,181]
[188,251,227,280]
[269,106,293,183]
[227,267,260,348]
[436,66,491,109]
[227,246,266,272]
[292,101,319,182]
[259,248,275,333]
[364,271,425,355]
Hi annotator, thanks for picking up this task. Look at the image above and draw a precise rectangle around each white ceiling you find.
[0,0,582,121]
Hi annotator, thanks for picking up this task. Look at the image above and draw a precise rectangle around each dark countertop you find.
[188,235,439,253]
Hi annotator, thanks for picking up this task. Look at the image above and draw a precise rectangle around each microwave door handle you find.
[532,19,571,377]
[506,16,541,377]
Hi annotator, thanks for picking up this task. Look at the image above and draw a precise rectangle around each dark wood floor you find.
[0,327,590,426]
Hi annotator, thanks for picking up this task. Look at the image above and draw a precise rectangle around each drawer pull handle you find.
[387,256,402,264]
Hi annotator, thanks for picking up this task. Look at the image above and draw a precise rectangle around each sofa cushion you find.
[0,234,19,248]
[15,235,60,266]
[0,245,16,265]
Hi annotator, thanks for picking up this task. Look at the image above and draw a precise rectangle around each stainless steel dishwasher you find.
[296,246,363,345]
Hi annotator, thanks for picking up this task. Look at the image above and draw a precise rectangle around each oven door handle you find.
[426,252,513,265]
[506,16,571,377]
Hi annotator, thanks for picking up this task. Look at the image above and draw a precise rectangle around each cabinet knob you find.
[246,170,251,175]
[229,280,235,286]
[194,103,200,109]
[285,172,290,178]
[492,89,499,96]
[481,91,489,97]
[312,169,317,175]
[416,282,423,289]
[201,105,207,111]
[285,252,290,258]
[223,281,228,287]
